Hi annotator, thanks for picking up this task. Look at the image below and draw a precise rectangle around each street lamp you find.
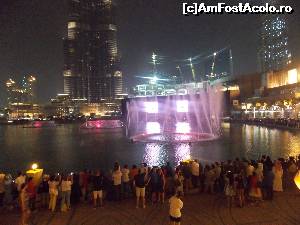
[27,162,43,186]
[31,163,38,170]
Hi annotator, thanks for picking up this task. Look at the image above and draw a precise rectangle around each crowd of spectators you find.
[0,155,300,225]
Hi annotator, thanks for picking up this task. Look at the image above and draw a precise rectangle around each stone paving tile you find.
[1,189,300,225]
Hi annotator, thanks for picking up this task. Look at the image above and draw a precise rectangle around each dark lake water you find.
[1,123,300,174]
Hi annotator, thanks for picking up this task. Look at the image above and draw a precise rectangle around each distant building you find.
[6,75,37,105]
[21,75,36,103]
[259,0,291,73]
[63,0,122,103]
[44,93,121,117]
[215,65,300,119]
[6,75,39,119]
[47,94,87,117]
[6,78,21,105]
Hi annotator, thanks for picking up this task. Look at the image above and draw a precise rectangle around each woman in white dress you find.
[273,160,283,192]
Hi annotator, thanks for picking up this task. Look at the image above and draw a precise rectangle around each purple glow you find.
[144,102,158,113]
[81,120,123,129]
[146,122,160,134]
[176,100,188,112]
[176,122,190,133]
[33,122,42,128]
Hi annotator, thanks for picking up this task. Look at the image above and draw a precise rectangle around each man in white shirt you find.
[122,165,130,198]
[246,162,255,178]
[112,166,122,201]
[15,172,26,192]
[61,176,72,211]
[169,191,183,225]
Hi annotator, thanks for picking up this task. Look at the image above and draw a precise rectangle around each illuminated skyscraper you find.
[63,0,122,103]
[22,75,36,103]
[259,0,291,72]
[6,75,37,105]
[6,78,19,105]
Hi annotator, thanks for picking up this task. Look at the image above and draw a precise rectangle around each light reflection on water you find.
[143,143,191,167]
[239,124,300,159]
[143,144,167,167]
[0,123,300,173]
[174,144,191,165]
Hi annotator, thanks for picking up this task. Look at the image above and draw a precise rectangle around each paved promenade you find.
[1,187,300,225]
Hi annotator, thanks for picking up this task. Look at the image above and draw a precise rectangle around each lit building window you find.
[114,71,122,77]
[63,70,72,77]
[68,22,77,29]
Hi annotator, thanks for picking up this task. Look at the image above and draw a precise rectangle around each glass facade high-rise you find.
[63,0,122,103]
[259,0,291,73]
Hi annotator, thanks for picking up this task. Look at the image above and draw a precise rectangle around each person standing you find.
[15,172,26,193]
[157,168,166,203]
[174,168,184,196]
[112,165,122,201]
[20,183,30,225]
[26,177,36,212]
[273,160,283,192]
[263,169,275,200]
[165,162,174,194]
[255,163,264,183]
[224,172,236,208]
[246,162,254,178]
[191,160,199,188]
[169,191,183,225]
[60,175,72,211]
[182,162,192,194]
[79,170,89,202]
[149,167,158,203]
[204,165,215,194]
[122,165,130,198]
[71,173,81,204]
[0,173,5,208]
[48,175,59,212]
[214,162,222,193]
[38,175,49,208]
[134,169,146,208]
[249,172,263,203]
[235,172,245,208]
[130,165,138,194]
[3,174,13,210]
[92,170,105,208]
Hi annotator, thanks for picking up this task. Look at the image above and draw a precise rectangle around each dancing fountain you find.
[126,86,222,143]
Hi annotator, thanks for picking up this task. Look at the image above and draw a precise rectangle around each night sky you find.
[0,0,300,106]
